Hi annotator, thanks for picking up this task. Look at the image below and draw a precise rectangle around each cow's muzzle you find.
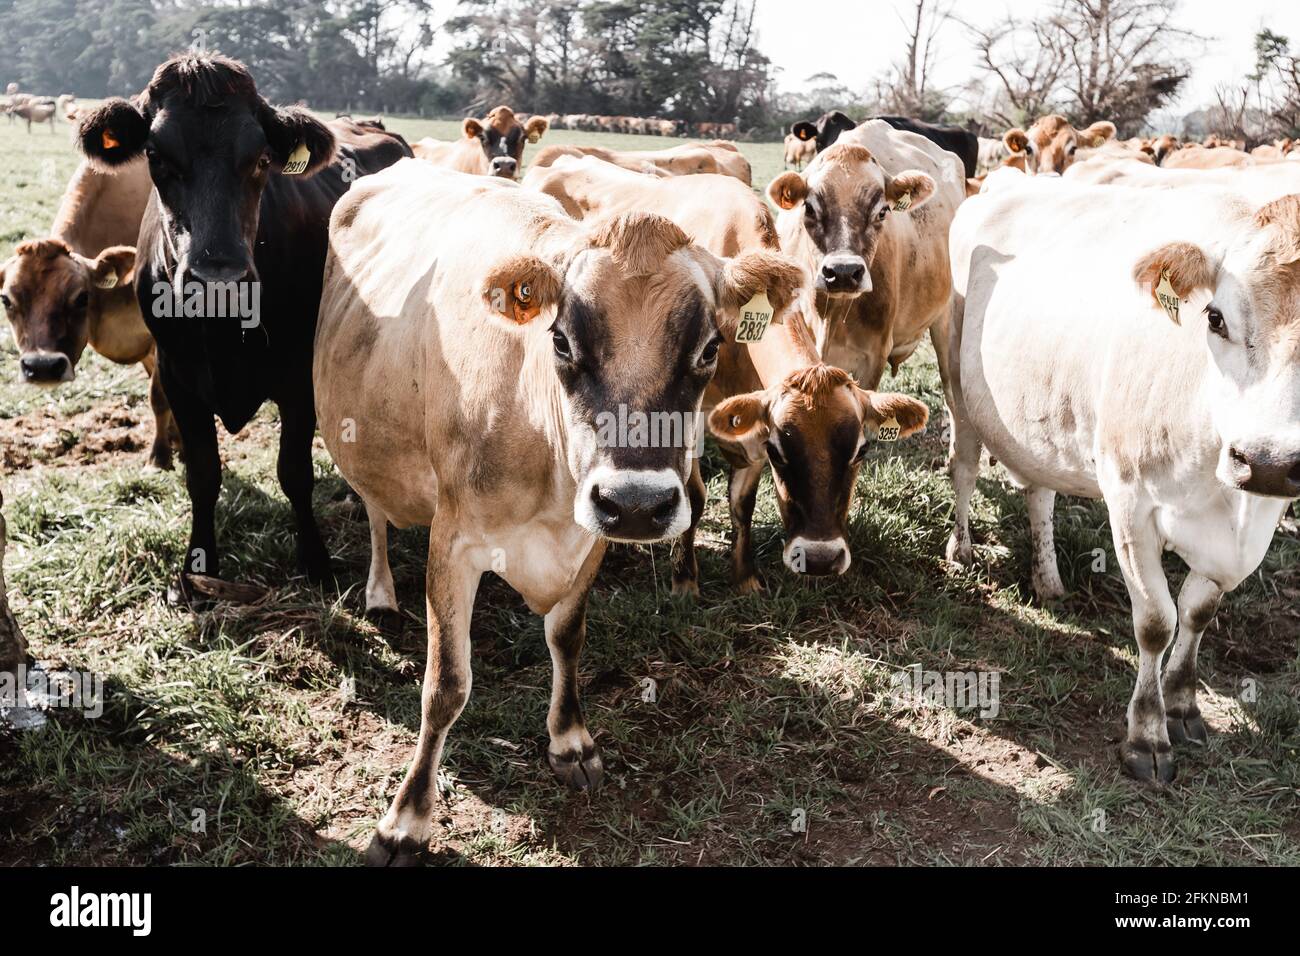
[784,536,851,576]
[18,351,73,385]
[575,467,689,542]
[490,156,518,179]
[816,255,870,297]
[1222,445,1300,498]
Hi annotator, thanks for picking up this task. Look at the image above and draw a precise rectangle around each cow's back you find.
[51,159,152,255]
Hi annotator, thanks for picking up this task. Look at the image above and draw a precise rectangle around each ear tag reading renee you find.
[734,291,775,344]
[1155,269,1180,322]
[94,272,118,290]
[283,142,310,175]
[893,192,912,212]
[877,416,901,442]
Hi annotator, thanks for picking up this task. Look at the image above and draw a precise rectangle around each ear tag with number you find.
[893,192,912,212]
[527,131,540,144]
[1154,269,1180,322]
[283,142,311,175]
[877,416,901,442]
[734,291,775,344]
[94,271,118,290]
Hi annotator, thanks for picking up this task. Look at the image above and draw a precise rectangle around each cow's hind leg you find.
[363,498,398,616]
[1163,571,1221,747]
[545,540,607,790]
[1111,504,1177,785]
[366,529,477,866]
[1026,487,1065,600]
[728,461,764,593]
[671,457,706,597]
[276,393,332,582]
[944,404,982,567]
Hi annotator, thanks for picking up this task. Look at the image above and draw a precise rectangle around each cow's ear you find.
[717,251,805,336]
[708,391,772,465]
[259,104,335,177]
[482,254,562,326]
[1081,121,1116,147]
[463,117,484,140]
[78,98,149,168]
[81,245,136,290]
[524,115,548,144]
[1003,128,1029,154]
[886,170,936,212]
[768,171,808,210]
[792,121,817,142]
[1132,241,1215,323]
[855,389,929,439]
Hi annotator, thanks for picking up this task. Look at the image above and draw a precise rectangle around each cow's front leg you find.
[366,528,478,866]
[728,461,764,593]
[545,540,607,790]
[141,351,176,471]
[1163,571,1222,747]
[162,363,221,600]
[1110,505,1177,785]
[671,458,706,597]
[1026,487,1065,600]
[275,391,332,582]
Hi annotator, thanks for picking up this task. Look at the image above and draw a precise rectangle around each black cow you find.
[791,111,979,177]
[77,54,412,603]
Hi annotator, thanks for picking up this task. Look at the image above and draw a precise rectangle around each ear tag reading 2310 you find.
[877,416,901,442]
[1155,269,1180,322]
[734,291,775,344]
[283,142,311,175]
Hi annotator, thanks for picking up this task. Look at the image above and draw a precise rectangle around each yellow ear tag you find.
[282,142,310,175]
[877,416,901,442]
[1155,269,1180,322]
[734,291,775,344]
[894,192,912,212]
[527,131,540,144]
[94,272,118,290]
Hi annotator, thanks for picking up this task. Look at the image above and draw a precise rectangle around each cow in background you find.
[1002,114,1117,175]
[412,105,547,179]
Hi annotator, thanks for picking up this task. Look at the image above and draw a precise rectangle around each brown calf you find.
[411,105,547,179]
[1002,114,1117,175]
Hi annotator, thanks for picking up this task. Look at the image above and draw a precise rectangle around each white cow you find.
[1066,156,1300,205]
[947,177,1300,785]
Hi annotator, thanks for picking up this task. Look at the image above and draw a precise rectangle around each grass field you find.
[1,112,1298,866]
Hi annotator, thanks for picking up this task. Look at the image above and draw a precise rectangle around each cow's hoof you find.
[734,574,764,595]
[671,576,699,599]
[1119,739,1176,786]
[299,550,335,585]
[364,833,427,867]
[1166,707,1209,747]
[1032,574,1066,602]
[548,745,604,792]
[167,575,212,612]
[944,533,971,567]
[146,449,174,471]
[365,607,403,634]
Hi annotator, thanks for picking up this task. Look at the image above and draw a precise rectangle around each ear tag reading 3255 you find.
[894,192,912,212]
[1155,269,1180,322]
[734,291,775,344]
[877,416,901,442]
[283,142,311,175]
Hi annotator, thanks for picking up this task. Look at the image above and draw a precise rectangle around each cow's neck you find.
[745,310,823,385]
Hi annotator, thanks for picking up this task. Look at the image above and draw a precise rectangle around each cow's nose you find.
[189,257,251,283]
[490,156,518,178]
[784,537,851,576]
[1225,445,1300,498]
[818,256,867,292]
[589,480,682,541]
[19,352,70,384]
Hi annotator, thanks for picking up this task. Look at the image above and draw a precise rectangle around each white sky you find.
[753,0,1300,112]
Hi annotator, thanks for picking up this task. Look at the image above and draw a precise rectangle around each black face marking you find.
[804,181,886,260]
[767,408,862,541]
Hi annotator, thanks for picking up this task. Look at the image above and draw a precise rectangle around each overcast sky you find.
[752,0,1300,112]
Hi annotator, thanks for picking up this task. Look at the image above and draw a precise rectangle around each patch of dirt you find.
[0,396,148,471]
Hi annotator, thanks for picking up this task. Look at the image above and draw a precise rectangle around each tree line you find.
[1,0,1297,140]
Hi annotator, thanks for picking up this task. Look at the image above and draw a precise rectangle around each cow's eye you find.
[72,291,88,310]
[257,153,272,171]
[552,327,572,359]
[1206,306,1228,338]
[876,206,888,222]
[0,293,11,311]
[851,439,869,464]
[698,336,721,367]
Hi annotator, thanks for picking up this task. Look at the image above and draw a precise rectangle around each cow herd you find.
[2,52,1299,864]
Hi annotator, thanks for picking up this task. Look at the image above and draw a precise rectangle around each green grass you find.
[1,113,1298,866]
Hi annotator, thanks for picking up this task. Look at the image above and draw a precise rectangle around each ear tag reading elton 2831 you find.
[877,416,901,442]
[283,142,311,176]
[734,291,775,344]
[1155,269,1180,322]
